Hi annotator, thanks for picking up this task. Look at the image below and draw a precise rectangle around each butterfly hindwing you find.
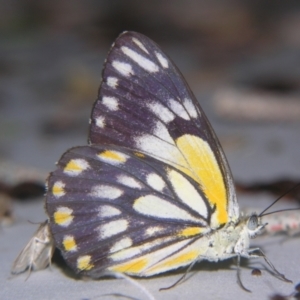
[89,31,238,227]
[46,145,214,276]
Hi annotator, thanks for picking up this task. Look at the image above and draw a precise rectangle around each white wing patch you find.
[117,175,142,189]
[155,51,168,68]
[133,195,204,224]
[121,46,159,73]
[102,96,119,111]
[152,121,174,144]
[112,61,134,77]
[106,77,118,88]
[110,236,175,262]
[98,205,122,218]
[135,134,181,163]
[110,237,133,253]
[146,173,166,192]
[132,38,149,54]
[95,116,105,128]
[183,98,198,118]
[147,101,175,123]
[97,219,128,239]
[145,226,163,236]
[168,99,190,120]
[167,169,208,218]
[90,185,123,200]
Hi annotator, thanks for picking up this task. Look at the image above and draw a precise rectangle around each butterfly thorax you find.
[201,213,266,263]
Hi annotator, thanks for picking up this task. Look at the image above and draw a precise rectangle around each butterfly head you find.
[246,213,266,238]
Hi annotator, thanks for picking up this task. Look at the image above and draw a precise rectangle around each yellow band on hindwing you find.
[110,257,149,274]
[77,255,94,270]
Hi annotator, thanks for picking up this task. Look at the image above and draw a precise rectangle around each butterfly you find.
[45,31,289,291]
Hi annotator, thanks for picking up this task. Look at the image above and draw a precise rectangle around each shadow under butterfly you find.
[11,31,294,298]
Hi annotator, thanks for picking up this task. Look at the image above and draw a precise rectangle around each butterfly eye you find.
[247,214,258,230]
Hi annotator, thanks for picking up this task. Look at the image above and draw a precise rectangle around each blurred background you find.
[1,2,300,299]
[1,0,300,225]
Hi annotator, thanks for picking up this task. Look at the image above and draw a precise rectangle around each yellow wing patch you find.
[63,235,77,252]
[110,257,149,274]
[134,152,145,158]
[145,249,199,275]
[64,159,90,175]
[175,134,227,226]
[52,181,65,198]
[77,255,94,271]
[54,207,74,227]
[178,227,203,237]
[98,150,128,163]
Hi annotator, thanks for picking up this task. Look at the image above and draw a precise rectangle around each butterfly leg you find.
[159,259,198,291]
[236,254,251,292]
[247,247,292,283]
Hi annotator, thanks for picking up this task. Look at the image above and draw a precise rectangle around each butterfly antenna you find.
[260,207,300,217]
[259,182,300,217]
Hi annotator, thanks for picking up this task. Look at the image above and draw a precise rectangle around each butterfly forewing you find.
[89,31,238,226]
[46,145,212,276]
